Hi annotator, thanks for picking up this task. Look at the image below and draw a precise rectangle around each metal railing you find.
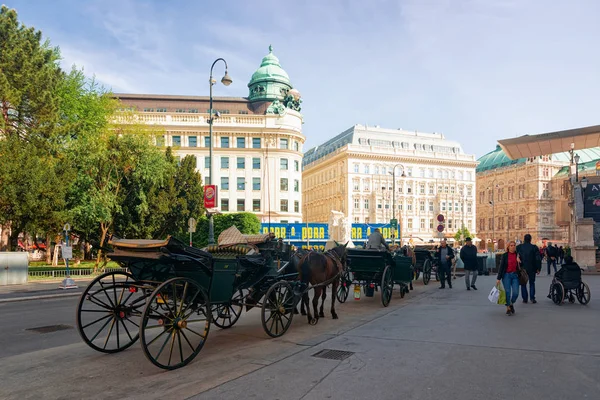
[28,267,128,279]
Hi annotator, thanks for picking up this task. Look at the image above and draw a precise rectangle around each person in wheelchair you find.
[547,255,590,305]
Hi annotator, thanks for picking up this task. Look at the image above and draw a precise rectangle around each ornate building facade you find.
[116,47,304,223]
[475,145,600,249]
[302,125,478,244]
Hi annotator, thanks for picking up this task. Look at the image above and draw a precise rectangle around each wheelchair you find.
[549,266,591,305]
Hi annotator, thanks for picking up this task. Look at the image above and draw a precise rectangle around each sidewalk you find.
[0,278,89,302]
[194,275,600,400]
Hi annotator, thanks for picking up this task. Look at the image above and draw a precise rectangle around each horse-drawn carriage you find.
[412,247,438,285]
[335,248,414,307]
[76,234,304,370]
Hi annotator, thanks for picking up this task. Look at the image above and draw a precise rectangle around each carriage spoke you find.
[180,329,195,353]
[168,330,176,366]
[184,327,207,340]
[89,316,113,342]
[179,282,189,315]
[120,319,134,342]
[146,327,171,347]
[155,329,174,359]
[125,316,140,327]
[87,293,113,310]
[180,288,201,317]
[172,283,178,318]
[81,309,112,313]
[116,316,120,349]
[81,313,112,329]
[177,331,185,364]
[269,313,277,333]
[97,281,116,309]
[103,318,117,350]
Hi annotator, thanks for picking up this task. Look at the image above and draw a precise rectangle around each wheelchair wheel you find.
[576,282,591,305]
[550,282,564,305]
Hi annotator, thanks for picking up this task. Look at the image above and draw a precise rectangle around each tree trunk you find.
[9,229,20,252]
[95,226,109,273]
[46,234,52,264]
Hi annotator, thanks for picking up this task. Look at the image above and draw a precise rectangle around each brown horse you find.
[287,249,326,316]
[298,243,348,325]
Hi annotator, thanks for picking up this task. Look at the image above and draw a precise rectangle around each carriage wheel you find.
[140,277,210,370]
[212,289,244,329]
[381,265,393,307]
[261,281,295,338]
[551,282,564,305]
[422,260,432,285]
[336,272,351,303]
[76,271,146,354]
[576,282,591,305]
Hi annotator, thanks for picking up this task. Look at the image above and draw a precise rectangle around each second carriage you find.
[336,248,414,307]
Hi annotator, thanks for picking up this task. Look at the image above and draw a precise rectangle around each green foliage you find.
[453,226,472,243]
[177,213,261,248]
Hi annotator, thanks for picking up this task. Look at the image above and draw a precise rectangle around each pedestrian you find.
[366,228,389,251]
[460,237,479,290]
[435,239,454,289]
[545,241,558,275]
[497,241,520,315]
[558,245,564,265]
[516,234,542,304]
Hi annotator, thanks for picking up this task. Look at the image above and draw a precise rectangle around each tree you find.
[454,226,472,244]
[179,212,261,248]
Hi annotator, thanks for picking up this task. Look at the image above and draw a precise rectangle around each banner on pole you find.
[204,185,217,208]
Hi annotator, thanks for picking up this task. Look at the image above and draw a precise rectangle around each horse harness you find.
[295,249,345,291]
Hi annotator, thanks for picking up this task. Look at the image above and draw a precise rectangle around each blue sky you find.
[7,0,600,158]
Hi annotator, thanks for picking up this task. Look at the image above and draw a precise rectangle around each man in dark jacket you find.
[460,237,479,290]
[545,242,558,275]
[436,239,454,289]
[516,234,542,303]
[366,228,389,251]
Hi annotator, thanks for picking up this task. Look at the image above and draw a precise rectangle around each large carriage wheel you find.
[76,271,146,354]
[380,265,393,307]
[422,260,432,285]
[576,282,591,305]
[140,277,210,370]
[261,281,295,338]
[336,271,351,303]
[212,289,244,329]
[550,281,565,305]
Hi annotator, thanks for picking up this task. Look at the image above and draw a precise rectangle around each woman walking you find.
[497,241,520,315]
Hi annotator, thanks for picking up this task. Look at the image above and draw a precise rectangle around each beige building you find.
[302,125,478,244]
[116,47,305,223]
[475,145,600,249]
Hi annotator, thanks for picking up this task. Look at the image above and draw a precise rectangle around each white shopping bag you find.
[488,286,500,304]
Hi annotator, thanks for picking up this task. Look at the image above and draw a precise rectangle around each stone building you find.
[302,125,478,244]
[475,145,600,249]
[116,46,304,223]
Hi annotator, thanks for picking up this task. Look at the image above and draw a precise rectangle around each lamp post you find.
[207,58,232,245]
[581,176,588,202]
[390,164,406,245]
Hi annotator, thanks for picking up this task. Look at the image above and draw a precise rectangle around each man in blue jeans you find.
[516,234,542,303]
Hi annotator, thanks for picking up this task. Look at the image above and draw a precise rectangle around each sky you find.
[7,0,600,158]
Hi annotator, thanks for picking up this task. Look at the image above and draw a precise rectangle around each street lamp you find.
[207,58,232,245]
[574,153,581,183]
[581,176,588,202]
[390,164,406,245]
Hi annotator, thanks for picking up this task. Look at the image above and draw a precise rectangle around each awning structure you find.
[498,125,600,160]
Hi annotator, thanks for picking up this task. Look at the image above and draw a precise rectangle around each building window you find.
[508,186,514,200]
[519,215,525,229]
[204,136,210,147]
[189,136,197,147]
[354,198,360,209]
[467,203,472,213]
[479,218,485,231]
[253,177,261,191]
[450,186,455,194]
[237,178,245,190]
[252,138,261,148]
[156,135,165,146]
[448,219,453,229]
[280,138,288,149]
[408,219,413,231]
[280,200,288,212]
[280,159,288,170]
[455,202,459,212]
[172,135,181,146]
[519,185,525,199]
[237,157,245,169]
[221,157,229,169]
[280,178,288,191]
[420,219,425,229]
[407,167,413,177]
[430,219,434,229]
[429,201,434,212]
[429,185,434,195]
[221,137,229,148]
[420,201,425,212]
[364,199,369,209]
[364,165,370,174]
[377,203,382,209]
[294,141,299,151]
[420,184,425,195]
[253,199,261,212]
[374,166,380,175]
[237,199,245,211]
[252,157,261,169]
[354,164,359,173]
[221,199,229,211]
[354,180,360,191]
[220,177,229,190]
[407,202,413,211]
[441,202,446,212]
[294,180,299,192]
[294,160,300,172]
[294,201,299,213]
[204,157,210,169]
[236,137,245,148]
[364,180,370,191]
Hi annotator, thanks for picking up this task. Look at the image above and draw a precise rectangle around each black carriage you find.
[336,248,413,307]
[412,247,439,285]
[76,236,300,370]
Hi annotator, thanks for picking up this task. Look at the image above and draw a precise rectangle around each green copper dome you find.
[248,45,293,102]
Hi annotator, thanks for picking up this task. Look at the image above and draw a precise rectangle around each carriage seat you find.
[205,244,256,258]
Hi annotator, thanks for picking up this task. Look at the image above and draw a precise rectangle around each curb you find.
[0,292,82,304]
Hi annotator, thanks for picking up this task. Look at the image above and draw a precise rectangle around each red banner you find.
[204,185,217,208]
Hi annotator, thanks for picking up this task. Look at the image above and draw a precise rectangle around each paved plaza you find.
[0,274,598,400]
